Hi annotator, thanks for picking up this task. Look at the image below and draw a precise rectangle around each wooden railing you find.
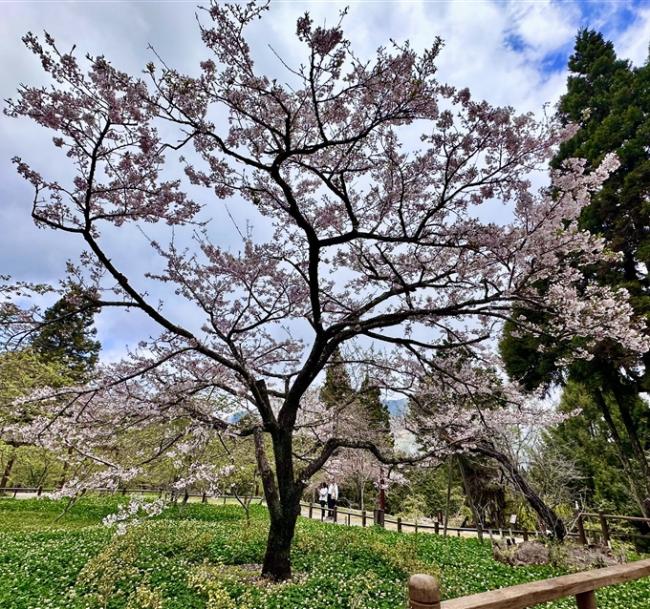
[407,559,650,608]
[575,511,650,546]
[0,486,265,504]
[5,487,649,547]
[299,500,539,541]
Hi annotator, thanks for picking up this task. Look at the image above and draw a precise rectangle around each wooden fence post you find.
[308,503,313,519]
[201,492,207,504]
[398,517,402,533]
[576,513,587,546]
[599,511,610,546]
[362,510,367,527]
[434,520,439,535]
[523,528,529,542]
[183,489,189,504]
[409,574,440,609]
[36,486,43,497]
[375,509,385,526]
[576,590,596,609]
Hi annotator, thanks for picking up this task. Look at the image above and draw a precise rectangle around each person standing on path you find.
[318,482,328,520]
[327,479,339,519]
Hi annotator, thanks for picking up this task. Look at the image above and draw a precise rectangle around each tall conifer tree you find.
[501,30,650,515]
[319,347,353,410]
[31,286,101,381]
[357,374,393,446]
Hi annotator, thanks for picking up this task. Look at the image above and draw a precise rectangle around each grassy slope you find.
[0,497,648,609]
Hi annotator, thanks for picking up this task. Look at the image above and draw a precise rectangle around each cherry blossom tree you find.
[325,449,406,511]
[405,352,590,539]
[6,1,648,579]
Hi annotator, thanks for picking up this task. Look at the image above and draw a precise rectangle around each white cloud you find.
[616,6,650,65]
[506,0,579,57]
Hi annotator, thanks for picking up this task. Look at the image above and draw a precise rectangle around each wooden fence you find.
[575,511,650,546]
[4,486,650,546]
[408,558,650,608]
[0,485,265,505]
[300,500,542,542]
[302,501,650,546]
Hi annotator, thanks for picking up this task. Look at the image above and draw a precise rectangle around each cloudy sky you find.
[1,0,649,360]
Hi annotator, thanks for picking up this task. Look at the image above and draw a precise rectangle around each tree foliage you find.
[500,29,650,516]
[319,348,353,410]
[31,286,101,381]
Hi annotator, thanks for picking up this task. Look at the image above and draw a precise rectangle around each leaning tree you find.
[5,1,647,579]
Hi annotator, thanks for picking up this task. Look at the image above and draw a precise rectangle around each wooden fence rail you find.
[1,486,265,503]
[4,487,648,546]
[298,500,538,541]
[575,511,650,546]
[408,558,650,609]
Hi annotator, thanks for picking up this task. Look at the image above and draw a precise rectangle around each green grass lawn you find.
[0,497,648,609]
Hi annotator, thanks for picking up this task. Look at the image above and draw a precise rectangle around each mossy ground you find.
[0,497,648,609]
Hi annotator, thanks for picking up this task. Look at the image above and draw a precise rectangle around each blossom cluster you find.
[102,497,166,535]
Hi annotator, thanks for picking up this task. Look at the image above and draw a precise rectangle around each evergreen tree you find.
[554,29,650,320]
[539,381,638,513]
[319,347,353,409]
[357,374,393,445]
[31,286,101,381]
[500,30,650,515]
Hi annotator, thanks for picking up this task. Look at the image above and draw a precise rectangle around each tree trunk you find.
[609,382,650,503]
[262,505,300,580]
[475,442,567,540]
[458,457,483,529]
[592,388,650,518]
[253,426,301,581]
[443,456,452,535]
[0,450,16,491]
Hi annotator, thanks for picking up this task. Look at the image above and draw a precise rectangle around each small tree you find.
[6,2,647,579]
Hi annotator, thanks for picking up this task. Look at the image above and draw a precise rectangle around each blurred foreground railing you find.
[408,558,650,608]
